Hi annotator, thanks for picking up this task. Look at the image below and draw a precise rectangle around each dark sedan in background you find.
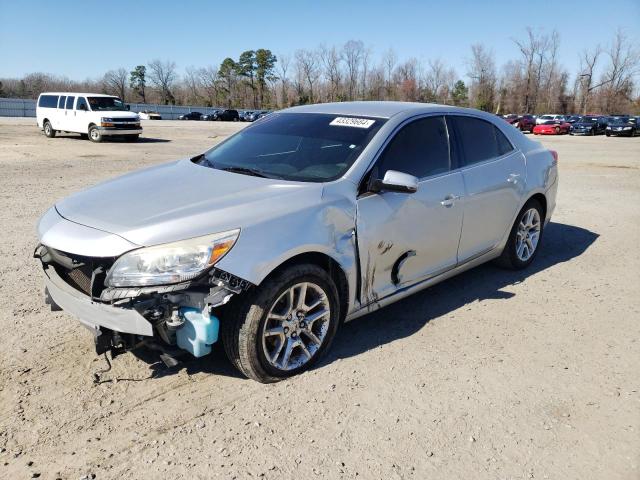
[178,112,203,120]
[570,116,608,135]
[606,117,638,137]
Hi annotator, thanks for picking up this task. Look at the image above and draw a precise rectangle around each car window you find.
[38,95,59,108]
[76,97,88,111]
[451,116,501,166]
[495,127,514,156]
[65,96,75,110]
[376,116,450,179]
[200,112,386,182]
[58,96,66,109]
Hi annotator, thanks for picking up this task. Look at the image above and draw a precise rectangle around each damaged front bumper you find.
[36,244,252,358]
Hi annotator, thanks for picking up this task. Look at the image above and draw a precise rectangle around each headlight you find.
[101,117,114,122]
[105,229,240,287]
[623,126,632,130]
[606,126,611,129]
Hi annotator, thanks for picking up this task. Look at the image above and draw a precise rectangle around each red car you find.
[516,115,536,133]
[533,120,570,135]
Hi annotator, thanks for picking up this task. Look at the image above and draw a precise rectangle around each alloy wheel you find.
[261,282,330,371]
[515,208,541,262]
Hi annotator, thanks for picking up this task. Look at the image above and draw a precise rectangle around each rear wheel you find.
[89,126,103,143]
[555,126,560,134]
[222,264,340,383]
[496,199,544,270]
[43,121,55,138]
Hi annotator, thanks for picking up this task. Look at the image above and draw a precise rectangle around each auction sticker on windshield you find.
[330,117,376,128]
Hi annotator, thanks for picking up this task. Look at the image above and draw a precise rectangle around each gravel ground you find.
[0,118,638,480]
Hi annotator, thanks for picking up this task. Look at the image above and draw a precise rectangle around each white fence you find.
[0,97,244,120]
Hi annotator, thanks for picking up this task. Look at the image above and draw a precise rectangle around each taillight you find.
[549,150,558,163]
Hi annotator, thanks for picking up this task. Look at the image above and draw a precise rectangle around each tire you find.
[89,126,103,143]
[495,199,544,270]
[555,126,560,134]
[606,132,610,137]
[43,121,56,138]
[221,264,341,383]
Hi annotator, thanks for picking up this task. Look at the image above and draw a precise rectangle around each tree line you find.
[1,28,638,115]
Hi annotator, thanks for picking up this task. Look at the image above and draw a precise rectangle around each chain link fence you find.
[0,97,246,120]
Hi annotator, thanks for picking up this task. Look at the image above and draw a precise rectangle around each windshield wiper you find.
[220,166,271,178]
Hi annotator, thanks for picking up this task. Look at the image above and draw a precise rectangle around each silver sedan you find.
[36,102,558,382]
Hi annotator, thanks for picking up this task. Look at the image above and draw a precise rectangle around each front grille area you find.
[46,248,114,297]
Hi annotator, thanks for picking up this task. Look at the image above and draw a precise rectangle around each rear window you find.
[38,95,59,108]
[451,116,501,166]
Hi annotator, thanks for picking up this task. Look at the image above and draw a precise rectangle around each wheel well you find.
[43,118,50,125]
[528,193,547,221]
[263,252,349,321]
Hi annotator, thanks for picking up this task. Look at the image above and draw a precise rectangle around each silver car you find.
[35,102,558,382]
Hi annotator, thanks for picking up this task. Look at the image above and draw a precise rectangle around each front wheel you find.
[495,199,544,270]
[222,264,340,383]
[43,121,56,138]
[88,126,103,143]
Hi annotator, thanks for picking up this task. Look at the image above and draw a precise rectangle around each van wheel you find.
[89,126,103,143]
[221,264,340,383]
[43,121,56,138]
[495,199,544,270]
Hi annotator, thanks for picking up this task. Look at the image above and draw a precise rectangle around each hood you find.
[96,111,139,119]
[56,159,323,247]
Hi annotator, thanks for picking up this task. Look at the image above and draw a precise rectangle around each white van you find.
[36,93,142,142]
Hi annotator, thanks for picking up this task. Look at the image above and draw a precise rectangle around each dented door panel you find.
[356,171,465,305]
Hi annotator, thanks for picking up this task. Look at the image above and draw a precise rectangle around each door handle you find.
[507,173,520,184]
[440,194,460,207]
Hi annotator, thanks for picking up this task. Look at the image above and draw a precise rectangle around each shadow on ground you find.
[128,221,598,380]
[51,134,170,143]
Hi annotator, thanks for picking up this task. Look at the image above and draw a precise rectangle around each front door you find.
[355,115,465,305]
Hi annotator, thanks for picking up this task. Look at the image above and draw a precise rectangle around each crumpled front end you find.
[35,241,252,360]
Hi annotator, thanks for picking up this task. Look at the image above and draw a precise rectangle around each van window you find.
[376,116,450,179]
[58,96,66,109]
[65,96,75,110]
[76,97,88,111]
[450,116,500,166]
[38,95,59,108]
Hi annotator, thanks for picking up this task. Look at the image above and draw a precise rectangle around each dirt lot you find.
[0,117,638,480]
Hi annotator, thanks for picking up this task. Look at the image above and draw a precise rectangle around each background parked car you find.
[138,110,162,120]
[516,114,536,132]
[178,112,203,120]
[202,110,221,121]
[566,115,582,124]
[216,109,240,121]
[570,116,607,135]
[239,111,253,121]
[533,120,570,135]
[502,114,520,125]
[536,114,564,125]
[606,116,638,137]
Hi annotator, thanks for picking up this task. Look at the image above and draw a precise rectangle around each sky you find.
[0,0,638,81]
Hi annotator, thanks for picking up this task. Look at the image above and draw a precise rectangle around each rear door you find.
[450,115,526,262]
[61,95,75,131]
[356,115,465,304]
[55,95,67,129]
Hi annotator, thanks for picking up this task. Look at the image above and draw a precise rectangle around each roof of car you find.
[283,101,482,119]
[39,92,117,98]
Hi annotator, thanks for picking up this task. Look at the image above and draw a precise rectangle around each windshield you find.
[609,117,631,125]
[87,96,126,111]
[199,112,385,182]
[542,120,559,125]
[580,117,598,123]
[540,115,553,120]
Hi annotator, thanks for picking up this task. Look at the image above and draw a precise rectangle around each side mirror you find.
[373,170,418,194]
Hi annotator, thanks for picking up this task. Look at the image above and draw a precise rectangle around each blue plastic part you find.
[176,307,219,357]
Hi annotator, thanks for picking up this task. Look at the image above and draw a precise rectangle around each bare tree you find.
[183,66,202,105]
[319,45,342,102]
[360,46,372,100]
[276,53,291,107]
[577,46,601,114]
[467,44,497,111]
[294,49,320,104]
[102,68,128,101]
[382,48,397,100]
[199,66,220,107]
[148,59,178,104]
[343,40,364,100]
[424,59,455,103]
[600,29,640,112]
